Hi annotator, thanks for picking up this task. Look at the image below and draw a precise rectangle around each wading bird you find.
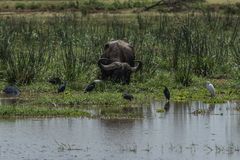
[122,92,134,101]
[3,86,20,96]
[58,81,66,93]
[205,81,215,97]
[84,80,102,93]
[163,86,170,101]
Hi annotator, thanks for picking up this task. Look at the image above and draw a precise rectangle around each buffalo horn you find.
[126,60,142,72]
[99,61,122,71]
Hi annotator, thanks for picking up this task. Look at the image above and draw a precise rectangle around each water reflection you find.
[164,101,170,112]
[0,101,240,160]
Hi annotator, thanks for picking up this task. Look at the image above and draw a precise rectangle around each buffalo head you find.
[98,40,142,84]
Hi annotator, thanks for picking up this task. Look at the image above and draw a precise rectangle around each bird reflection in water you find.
[164,101,170,112]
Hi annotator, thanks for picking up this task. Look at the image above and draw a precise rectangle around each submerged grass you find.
[0,104,91,117]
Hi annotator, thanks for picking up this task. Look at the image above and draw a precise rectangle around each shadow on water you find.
[0,101,240,160]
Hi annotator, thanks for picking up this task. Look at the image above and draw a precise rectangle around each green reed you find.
[0,12,239,86]
[0,17,51,84]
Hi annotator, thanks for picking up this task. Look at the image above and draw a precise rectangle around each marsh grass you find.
[0,12,239,99]
[0,104,90,117]
[0,18,52,84]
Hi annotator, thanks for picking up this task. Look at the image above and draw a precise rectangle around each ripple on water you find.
[0,101,240,160]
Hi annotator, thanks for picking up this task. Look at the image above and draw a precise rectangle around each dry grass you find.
[0,0,153,11]
[207,0,240,4]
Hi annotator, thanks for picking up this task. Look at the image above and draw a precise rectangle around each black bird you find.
[163,86,170,101]
[58,81,66,93]
[48,77,61,85]
[3,86,20,96]
[84,82,96,93]
[122,92,134,101]
[84,80,102,93]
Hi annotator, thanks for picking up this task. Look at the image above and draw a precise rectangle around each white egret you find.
[205,81,215,97]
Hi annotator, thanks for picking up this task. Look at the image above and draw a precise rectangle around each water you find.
[0,101,240,160]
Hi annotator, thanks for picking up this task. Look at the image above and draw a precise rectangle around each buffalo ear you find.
[104,43,109,50]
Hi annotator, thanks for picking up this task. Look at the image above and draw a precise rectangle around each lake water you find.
[0,100,240,160]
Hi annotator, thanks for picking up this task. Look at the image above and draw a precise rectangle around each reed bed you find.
[0,12,239,86]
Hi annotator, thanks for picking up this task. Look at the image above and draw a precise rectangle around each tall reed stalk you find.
[0,13,239,85]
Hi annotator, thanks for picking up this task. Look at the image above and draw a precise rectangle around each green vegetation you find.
[0,11,240,118]
[0,0,239,15]
[1,13,239,84]
[0,104,90,117]
[0,0,153,12]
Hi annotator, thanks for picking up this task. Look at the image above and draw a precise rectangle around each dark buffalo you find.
[98,40,142,84]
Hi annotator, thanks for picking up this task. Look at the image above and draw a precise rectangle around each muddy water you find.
[0,101,240,160]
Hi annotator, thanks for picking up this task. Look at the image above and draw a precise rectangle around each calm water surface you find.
[0,100,240,160]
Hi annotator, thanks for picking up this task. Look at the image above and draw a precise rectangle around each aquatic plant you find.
[0,105,90,117]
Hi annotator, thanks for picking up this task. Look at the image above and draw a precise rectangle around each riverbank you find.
[1,75,240,118]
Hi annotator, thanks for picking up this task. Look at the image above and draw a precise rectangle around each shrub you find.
[15,3,26,10]
[28,3,41,10]
[221,4,239,14]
